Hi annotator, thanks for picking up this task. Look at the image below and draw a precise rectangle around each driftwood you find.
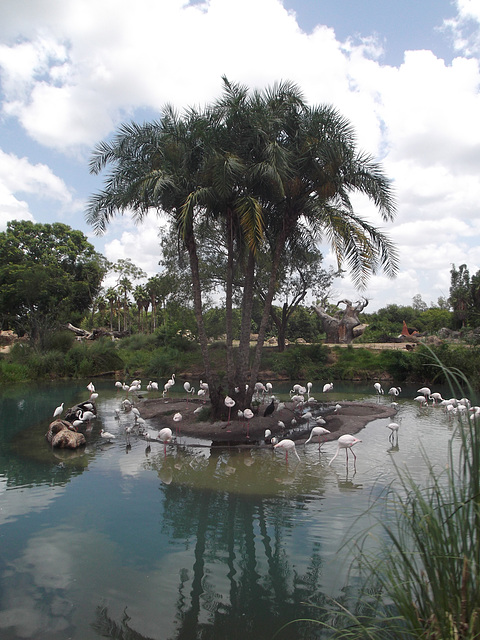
[66,323,129,340]
[313,297,368,344]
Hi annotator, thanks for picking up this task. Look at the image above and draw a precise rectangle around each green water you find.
[0,378,462,639]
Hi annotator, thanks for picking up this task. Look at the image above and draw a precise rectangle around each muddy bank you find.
[137,397,397,446]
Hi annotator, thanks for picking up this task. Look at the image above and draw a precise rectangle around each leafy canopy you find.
[0,220,106,342]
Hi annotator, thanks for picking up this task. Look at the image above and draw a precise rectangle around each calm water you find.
[0,378,470,639]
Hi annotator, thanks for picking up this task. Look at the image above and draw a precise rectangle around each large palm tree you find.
[86,106,228,411]
[246,101,398,389]
[86,79,398,417]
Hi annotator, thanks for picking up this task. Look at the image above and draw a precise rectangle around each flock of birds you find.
[51,377,475,472]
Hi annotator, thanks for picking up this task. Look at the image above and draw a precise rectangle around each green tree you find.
[412,294,427,311]
[449,263,471,329]
[105,287,118,331]
[111,258,146,332]
[86,79,398,417]
[254,243,339,351]
[0,220,104,347]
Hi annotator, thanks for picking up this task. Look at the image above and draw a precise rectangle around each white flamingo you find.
[305,425,331,449]
[328,434,361,468]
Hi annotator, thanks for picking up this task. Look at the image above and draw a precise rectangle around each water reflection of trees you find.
[94,448,337,639]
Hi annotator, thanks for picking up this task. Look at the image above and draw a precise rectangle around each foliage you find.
[328,346,386,380]
[0,220,106,346]
[86,77,398,416]
[0,359,30,384]
[268,344,330,380]
[64,339,124,377]
[359,303,453,342]
[43,330,76,354]
[450,263,471,329]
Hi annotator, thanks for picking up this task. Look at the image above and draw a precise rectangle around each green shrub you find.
[0,359,30,384]
[65,338,124,376]
[43,330,76,354]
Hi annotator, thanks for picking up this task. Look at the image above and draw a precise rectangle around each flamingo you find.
[430,392,444,405]
[305,425,331,449]
[244,408,254,438]
[328,434,361,468]
[414,395,428,407]
[388,386,401,399]
[173,412,182,436]
[417,387,431,400]
[87,382,95,393]
[183,381,195,404]
[224,396,235,426]
[159,427,173,457]
[374,383,384,398]
[323,382,334,393]
[53,402,64,418]
[386,422,399,442]
[274,439,301,463]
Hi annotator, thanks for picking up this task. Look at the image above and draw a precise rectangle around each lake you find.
[0,378,469,639]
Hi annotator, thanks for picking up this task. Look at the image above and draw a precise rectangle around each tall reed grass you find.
[277,351,480,639]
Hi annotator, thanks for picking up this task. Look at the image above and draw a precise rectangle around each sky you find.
[0,0,480,312]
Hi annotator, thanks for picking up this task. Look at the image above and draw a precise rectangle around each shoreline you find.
[137,397,397,446]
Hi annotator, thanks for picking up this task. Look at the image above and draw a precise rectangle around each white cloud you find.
[0,149,80,230]
[0,0,479,311]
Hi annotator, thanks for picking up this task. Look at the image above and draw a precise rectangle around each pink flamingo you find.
[159,427,172,457]
[328,434,361,469]
[274,439,301,464]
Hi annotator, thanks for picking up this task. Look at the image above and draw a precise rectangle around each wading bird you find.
[158,427,173,457]
[386,421,399,442]
[100,429,116,443]
[244,408,254,438]
[274,439,301,463]
[173,412,182,435]
[53,402,64,418]
[263,398,276,417]
[305,425,331,449]
[328,434,361,468]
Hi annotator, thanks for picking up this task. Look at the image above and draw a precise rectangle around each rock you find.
[46,419,86,449]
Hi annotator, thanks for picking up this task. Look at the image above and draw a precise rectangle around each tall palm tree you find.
[86,106,226,412]
[86,80,398,417]
[246,101,398,389]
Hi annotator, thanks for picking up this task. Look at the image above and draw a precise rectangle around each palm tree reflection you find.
[93,447,343,639]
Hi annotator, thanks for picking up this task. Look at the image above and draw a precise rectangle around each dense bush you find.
[65,338,124,377]
[268,344,329,380]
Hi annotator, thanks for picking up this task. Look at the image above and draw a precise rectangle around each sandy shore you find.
[137,397,397,446]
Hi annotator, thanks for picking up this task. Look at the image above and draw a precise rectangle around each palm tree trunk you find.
[236,250,256,407]
[249,229,289,387]
[184,226,222,417]
[225,208,235,391]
